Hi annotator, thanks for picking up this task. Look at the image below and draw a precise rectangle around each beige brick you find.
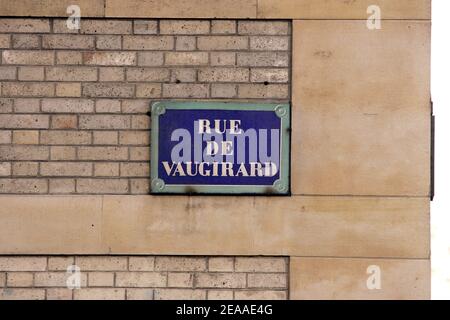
[0,288,45,300]
[197,36,248,50]
[45,67,97,82]
[2,83,54,97]
[211,84,237,98]
[121,100,149,113]
[211,21,236,34]
[56,51,83,65]
[82,83,135,98]
[160,20,210,34]
[93,131,119,145]
[250,36,289,51]
[49,179,76,194]
[175,36,196,51]
[136,84,162,98]
[137,52,164,66]
[207,290,233,300]
[237,52,289,67]
[0,115,49,129]
[208,257,234,272]
[12,130,39,145]
[199,67,248,82]
[129,257,155,271]
[40,131,91,145]
[123,36,174,50]
[78,147,128,161]
[238,21,289,35]
[165,52,208,66]
[0,146,48,161]
[88,272,114,287]
[0,273,5,286]
[235,257,286,272]
[41,162,92,177]
[0,98,14,113]
[0,257,46,271]
[6,272,33,287]
[76,178,129,194]
[129,147,150,161]
[52,19,78,34]
[0,66,16,80]
[155,257,206,272]
[81,20,132,34]
[168,273,193,288]
[42,35,94,49]
[116,272,166,287]
[76,257,128,271]
[119,131,149,145]
[83,52,136,66]
[126,288,154,300]
[247,273,287,289]
[46,288,73,300]
[0,19,50,33]
[196,273,246,289]
[238,84,288,99]
[131,115,150,129]
[234,290,286,300]
[55,83,81,97]
[94,163,119,177]
[50,146,76,160]
[48,257,75,271]
[210,52,235,66]
[171,69,196,83]
[42,99,94,113]
[18,67,44,81]
[13,99,40,113]
[154,289,206,300]
[105,0,257,19]
[96,35,122,50]
[51,115,78,129]
[120,163,149,177]
[74,288,125,300]
[134,20,158,35]
[0,130,12,144]
[95,99,121,113]
[0,162,11,176]
[79,115,130,130]
[11,34,40,49]
[12,162,39,176]
[130,179,149,194]
[0,34,10,48]
[0,178,48,193]
[126,68,170,82]
[251,68,288,83]
[163,84,209,98]
[99,67,124,82]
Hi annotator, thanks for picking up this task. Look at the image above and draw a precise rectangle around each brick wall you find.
[0,18,291,194]
[0,256,288,300]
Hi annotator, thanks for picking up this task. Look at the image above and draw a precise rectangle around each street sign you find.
[150,101,290,195]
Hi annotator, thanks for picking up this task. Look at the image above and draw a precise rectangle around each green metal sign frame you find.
[150,101,291,195]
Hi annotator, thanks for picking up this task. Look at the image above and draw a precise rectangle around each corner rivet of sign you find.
[273,179,287,193]
[275,105,287,118]
[151,178,165,191]
[152,103,166,116]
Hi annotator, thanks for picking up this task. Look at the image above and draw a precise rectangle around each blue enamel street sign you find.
[150,101,291,195]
